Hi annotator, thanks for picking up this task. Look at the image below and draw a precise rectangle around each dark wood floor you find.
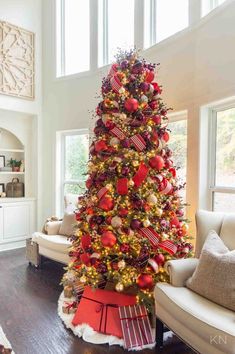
[0,248,195,354]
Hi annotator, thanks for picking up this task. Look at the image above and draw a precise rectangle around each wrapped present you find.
[119,305,154,350]
[62,301,78,314]
[64,285,73,298]
[72,287,136,338]
[73,279,106,302]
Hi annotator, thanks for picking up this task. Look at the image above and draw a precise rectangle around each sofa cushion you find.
[220,214,235,250]
[32,232,71,254]
[186,230,235,312]
[59,213,76,237]
[155,283,235,354]
[45,221,62,235]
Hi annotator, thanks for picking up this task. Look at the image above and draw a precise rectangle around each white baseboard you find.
[0,240,26,252]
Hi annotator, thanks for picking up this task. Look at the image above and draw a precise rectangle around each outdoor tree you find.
[63,49,193,307]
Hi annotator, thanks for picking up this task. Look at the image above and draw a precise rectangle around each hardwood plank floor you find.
[0,248,195,354]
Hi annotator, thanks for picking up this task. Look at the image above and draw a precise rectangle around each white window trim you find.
[56,129,89,216]
[208,102,235,210]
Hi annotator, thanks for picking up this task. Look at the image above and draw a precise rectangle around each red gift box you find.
[72,287,136,338]
[119,305,154,349]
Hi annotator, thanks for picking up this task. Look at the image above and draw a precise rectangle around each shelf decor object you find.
[0,20,35,99]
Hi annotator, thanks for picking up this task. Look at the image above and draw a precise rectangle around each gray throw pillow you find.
[186,230,235,312]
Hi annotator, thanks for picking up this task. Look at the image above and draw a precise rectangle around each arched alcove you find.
[0,128,24,150]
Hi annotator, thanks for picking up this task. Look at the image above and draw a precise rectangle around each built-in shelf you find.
[0,172,25,175]
[0,148,24,153]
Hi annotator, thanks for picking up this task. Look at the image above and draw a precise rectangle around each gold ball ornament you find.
[143,219,151,227]
[147,194,158,205]
[115,282,124,292]
[118,260,126,269]
[110,137,120,146]
[162,233,168,241]
[80,275,87,283]
[155,207,163,217]
[132,160,139,167]
[111,216,122,228]
[129,179,135,187]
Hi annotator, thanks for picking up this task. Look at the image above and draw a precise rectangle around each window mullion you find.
[90,0,98,70]
[103,0,109,65]
[61,0,65,75]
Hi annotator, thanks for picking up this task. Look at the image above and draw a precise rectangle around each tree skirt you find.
[58,292,155,351]
[0,326,14,353]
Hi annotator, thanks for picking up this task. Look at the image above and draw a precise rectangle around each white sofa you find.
[32,220,72,264]
[154,210,235,354]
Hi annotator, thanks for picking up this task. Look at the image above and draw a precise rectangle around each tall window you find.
[98,0,135,66]
[144,0,189,48]
[209,107,235,212]
[168,117,187,202]
[202,0,226,17]
[58,130,89,213]
[56,0,90,76]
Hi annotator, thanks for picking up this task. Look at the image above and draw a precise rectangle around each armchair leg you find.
[156,317,164,349]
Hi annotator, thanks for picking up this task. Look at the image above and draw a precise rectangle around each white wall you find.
[42,0,235,236]
[0,0,42,226]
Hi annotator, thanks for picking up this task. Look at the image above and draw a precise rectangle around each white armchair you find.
[154,210,235,354]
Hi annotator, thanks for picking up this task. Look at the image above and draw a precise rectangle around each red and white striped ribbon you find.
[110,75,123,93]
[119,305,154,349]
[139,227,160,247]
[160,179,172,195]
[158,240,177,255]
[130,134,146,152]
[110,126,126,140]
[108,64,118,77]
[97,187,108,200]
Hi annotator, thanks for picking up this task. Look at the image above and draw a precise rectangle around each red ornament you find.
[95,140,108,152]
[145,70,155,83]
[124,98,138,113]
[80,253,91,266]
[119,207,129,217]
[137,273,153,290]
[120,243,130,252]
[170,217,180,229]
[154,254,165,266]
[152,82,162,94]
[149,155,165,170]
[81,234,92,250]
[130,219,142,230]
[98,195,114,211]
[162,131,170,142]
[169,168,176,177]
[86,177,93,189]
[149,100,158,110]
[152,115,161,125]
[101,231,117,248]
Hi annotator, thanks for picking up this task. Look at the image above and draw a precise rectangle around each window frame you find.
[58,129,89,215]
[208,102,235,211]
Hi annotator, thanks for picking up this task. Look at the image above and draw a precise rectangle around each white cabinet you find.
[0,198,36,251]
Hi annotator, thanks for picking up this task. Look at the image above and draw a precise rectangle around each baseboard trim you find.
[0,240,26,252]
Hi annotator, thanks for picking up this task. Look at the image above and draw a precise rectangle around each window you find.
[144,0,189,48]
[57,0,90,77]
[168,117,187,202]
[58,130,89,213]
[202,0,226,17]
[209,107,235,212]
[98,0,135,66]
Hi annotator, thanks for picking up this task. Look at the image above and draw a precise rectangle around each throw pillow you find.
[186,230,235,311]
[59,213,76,237]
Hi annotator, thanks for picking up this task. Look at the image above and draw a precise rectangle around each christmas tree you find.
[63,49,193,308]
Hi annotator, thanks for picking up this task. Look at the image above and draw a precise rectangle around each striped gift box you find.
[119,305,154,350]
[110,126,126,140]
[97,187,108,200]
[110,75,123,93]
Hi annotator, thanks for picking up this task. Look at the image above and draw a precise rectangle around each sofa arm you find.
[165,258,198,287]
[45,220,62,235]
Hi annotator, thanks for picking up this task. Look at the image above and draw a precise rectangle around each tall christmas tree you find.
[63,49,193,307]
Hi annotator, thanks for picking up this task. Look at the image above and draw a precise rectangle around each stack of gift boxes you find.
[62,282,154,350]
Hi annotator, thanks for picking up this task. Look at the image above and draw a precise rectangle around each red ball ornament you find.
[149,155,165,170]
[152,115,161,125]
[86,177,93,189]
[124,98,139,113]
[101,231,117,248]
[130,219,142,230]
[137,273,154,290]
[95,140,108,152]
[162,131,170,142]
[98,195,114,211]
[154,254,165,266]
[81,234,92,250]
[119,207,129,217]
[145,70,155,83]
[80,253,91,266]
[169,167,176,177]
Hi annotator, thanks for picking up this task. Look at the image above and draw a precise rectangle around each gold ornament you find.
[143,219,151,227]
[115,282,124,292]
[118,260,126,269]
[132,160,139,167]
[147,194,158,205]
[80,275,87,283]
[129,179,135,187]
[155,207,163,217]
[111,216,122,228]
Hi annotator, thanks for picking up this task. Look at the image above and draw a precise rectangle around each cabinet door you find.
[0,206,3,239]
[3,204,30,239]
